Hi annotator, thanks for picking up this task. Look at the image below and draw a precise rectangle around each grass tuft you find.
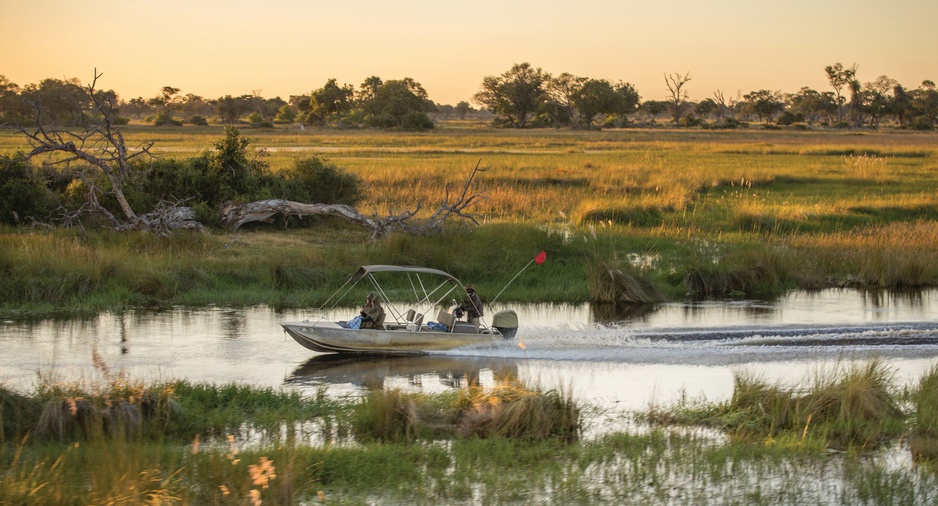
[910,363,938,462]
[352,379,582,443]
[588,261,665,303]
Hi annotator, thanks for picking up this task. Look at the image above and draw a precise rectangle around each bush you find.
[152,111,182,127]
[911,116,935,131]
[281,156,362,206]
[188,116,208,126]
[0,156,54,225]
[401,111,435,131]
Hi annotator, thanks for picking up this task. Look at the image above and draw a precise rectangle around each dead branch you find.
[17,69,163,232]
[221,160,490,237]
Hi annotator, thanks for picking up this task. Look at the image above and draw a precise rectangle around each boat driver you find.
[461,284,484,326]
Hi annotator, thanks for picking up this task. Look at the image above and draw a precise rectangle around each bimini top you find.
[353,265,463,286]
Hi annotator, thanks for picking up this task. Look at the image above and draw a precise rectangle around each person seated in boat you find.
[359,292,386,330]
[460,284,484,326]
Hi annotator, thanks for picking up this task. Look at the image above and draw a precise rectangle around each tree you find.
[148,86,182,126]
[664,71,693,124]
[121,97,151,120]
[547,72,585,126]
[824,62,857,124]
[357,76,384,116]
[741,90,784,122]
[16,70,201,233]
[712,89,741,125]
[19,77,91,126]
[473,63,549,128]
[609,81,641,128]
[694,98,718,119]
[454,101,472,119]
[215,95,250,124]
[308,79,354,127]
[275,104,297,123]
[638,100,668,125]
[366,78,436,130]
[573,79,619,129]
[789,87,837,124]
[912,80,938,128]
[0,75,21,124]
[179,93,213,120]
[862,76,898,128]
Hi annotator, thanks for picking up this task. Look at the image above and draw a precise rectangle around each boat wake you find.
[438,321,938,366]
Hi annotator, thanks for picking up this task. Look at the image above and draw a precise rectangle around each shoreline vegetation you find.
[2,359,937,503]
[2,126,938,316]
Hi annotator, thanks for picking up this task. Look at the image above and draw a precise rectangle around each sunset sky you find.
[2,0,936,105]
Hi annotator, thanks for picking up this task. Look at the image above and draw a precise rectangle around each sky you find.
[1,0,936,105]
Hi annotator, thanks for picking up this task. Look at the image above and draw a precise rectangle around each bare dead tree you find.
[17,69,203,233]
[221,160,491,238]
[665,71,693,124]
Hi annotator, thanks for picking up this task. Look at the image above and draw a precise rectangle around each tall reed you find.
[728,359,903,448]
[910,363,938,461]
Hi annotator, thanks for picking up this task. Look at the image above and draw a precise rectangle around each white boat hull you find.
[281,321,501,354]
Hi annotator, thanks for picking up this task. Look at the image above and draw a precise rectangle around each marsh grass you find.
[4,366,938,504]
[681,243,793,297]
[587,259,666,303]
[353,379,582,443]
[910,363,938,462]
[648,359,906,450]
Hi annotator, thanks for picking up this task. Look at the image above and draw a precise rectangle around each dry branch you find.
[221,160,490,237]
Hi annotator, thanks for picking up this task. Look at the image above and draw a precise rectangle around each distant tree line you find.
[474,63,938,130]
[0,75,444,132]
[1,62,936,131]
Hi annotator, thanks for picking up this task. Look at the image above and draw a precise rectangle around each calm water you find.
[3,289,938,414]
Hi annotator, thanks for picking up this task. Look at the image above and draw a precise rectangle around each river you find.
[3,289,938,416]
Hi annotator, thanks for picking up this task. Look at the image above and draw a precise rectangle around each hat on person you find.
[465,284,475,292]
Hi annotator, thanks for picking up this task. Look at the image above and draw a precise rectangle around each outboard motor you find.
[491,309,519,339]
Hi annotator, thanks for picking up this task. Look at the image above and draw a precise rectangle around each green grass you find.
[2,126,938,314]
[643,359,911,451]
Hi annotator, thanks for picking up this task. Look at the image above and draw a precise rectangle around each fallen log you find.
[221,199,376,231]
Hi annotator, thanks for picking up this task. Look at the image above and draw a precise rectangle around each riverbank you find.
[3,220,938,318]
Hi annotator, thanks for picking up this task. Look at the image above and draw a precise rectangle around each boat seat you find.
[405,309,415,322]
[436,309,456,332]
[413,313,424,330]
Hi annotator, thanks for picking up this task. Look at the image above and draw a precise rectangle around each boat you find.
[281,265,520,354]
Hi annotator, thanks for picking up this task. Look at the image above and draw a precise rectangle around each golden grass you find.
[352,378,581,443]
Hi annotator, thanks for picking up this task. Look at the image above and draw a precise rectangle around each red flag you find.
[534,250,547,265]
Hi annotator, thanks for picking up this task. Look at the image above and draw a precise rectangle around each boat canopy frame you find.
[310,265,471,329]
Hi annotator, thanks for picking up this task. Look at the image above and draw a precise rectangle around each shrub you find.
[188,115,208,126]
[281,156,362,206]
[776,111,804,126]
[0,155,54,225]
[151,111,182,127]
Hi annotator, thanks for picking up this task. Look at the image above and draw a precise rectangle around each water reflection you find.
[287,354,520,391]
